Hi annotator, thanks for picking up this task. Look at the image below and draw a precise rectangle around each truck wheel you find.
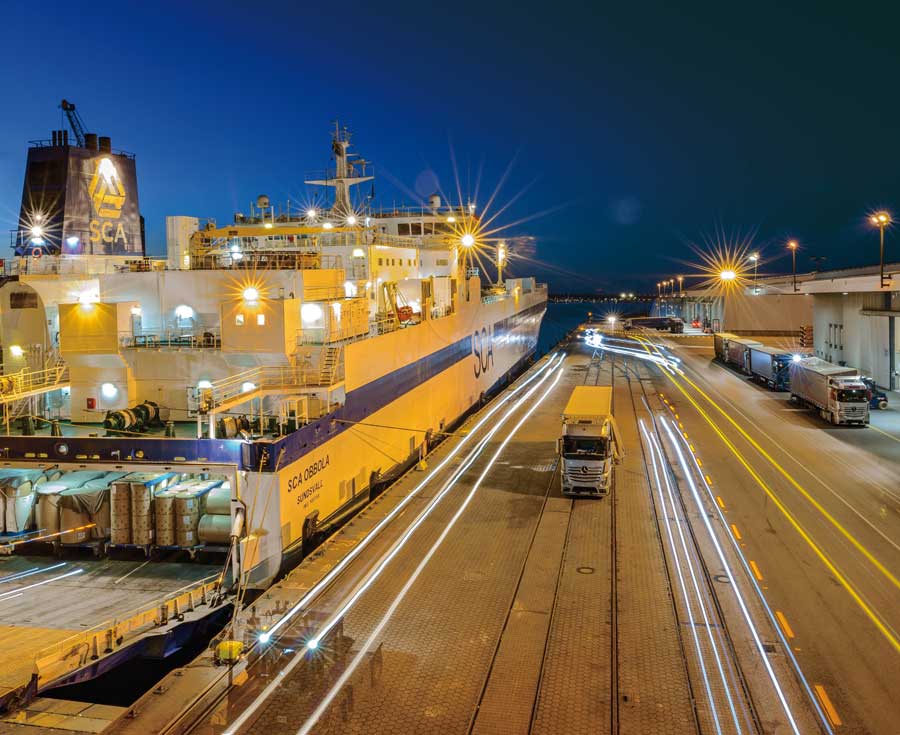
[879,399,889,410]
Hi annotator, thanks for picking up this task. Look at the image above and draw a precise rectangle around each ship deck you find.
[0,556,220,708]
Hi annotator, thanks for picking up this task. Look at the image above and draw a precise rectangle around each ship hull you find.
[241,283,547,586]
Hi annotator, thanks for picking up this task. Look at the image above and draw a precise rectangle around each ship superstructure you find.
[0,115,547,589]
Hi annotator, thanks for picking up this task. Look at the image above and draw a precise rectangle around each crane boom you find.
[60,99,87,147]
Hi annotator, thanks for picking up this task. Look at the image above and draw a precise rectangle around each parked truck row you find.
[714,333,875,426]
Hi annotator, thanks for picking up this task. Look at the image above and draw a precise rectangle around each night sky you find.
[3,1,900,292]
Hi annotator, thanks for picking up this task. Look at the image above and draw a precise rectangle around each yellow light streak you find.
[632,335,900,654]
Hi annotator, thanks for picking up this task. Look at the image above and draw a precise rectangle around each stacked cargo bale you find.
[0,469,47,535]
[59,472,130,545]
[175,479,224,547]
[108,473,178,548]
[155,479,201,546]
[198,481,233,545]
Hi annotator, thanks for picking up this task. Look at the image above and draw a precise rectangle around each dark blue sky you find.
[3,1,900,291]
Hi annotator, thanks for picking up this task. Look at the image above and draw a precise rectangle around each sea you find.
[537,300,653,356]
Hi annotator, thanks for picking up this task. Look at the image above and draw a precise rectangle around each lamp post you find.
[748,253,759,291]
[787,240,798,292]
[677,275,684,296]
[870,211,892,288]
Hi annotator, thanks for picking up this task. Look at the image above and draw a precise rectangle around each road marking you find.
[630,336,900,654]
[776,610,795,638]
[689,444,696,452]
[678,421,685,429]
[696,458,702,467]
[731,524,742,540]
[870,424,900,445]
[749,560,763,581]
[705,474,713,486]
[716,495,726,510]
[677,368,900,595]
[814,684,842,727]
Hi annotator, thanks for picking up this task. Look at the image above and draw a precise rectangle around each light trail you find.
[0,523,96,549]
[0,568,83,600]
[670,417,835,734]
[646,423,744,733]
[0,563,66,584]
[647,335,900,594]
[632,335,900,654]
[641,421,726,735]
[293,362,565,735]
[659,417,804,735]
[257,352,562,644]
[221,357,564,735]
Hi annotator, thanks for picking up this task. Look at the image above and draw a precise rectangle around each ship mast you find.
[305,122,373,216]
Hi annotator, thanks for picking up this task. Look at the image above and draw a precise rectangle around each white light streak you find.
[294,363,565,735]
[0,562,66,584]
[0,568,83,600]
[226,357,564,735]
[641,421,725,735]
[659,418,802,735]
[257,353,562,645]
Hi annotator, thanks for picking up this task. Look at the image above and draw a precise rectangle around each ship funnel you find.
[84,132,98,150]
[428,194,441,210]
[99,136,111,153]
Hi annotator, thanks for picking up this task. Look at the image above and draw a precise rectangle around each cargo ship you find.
[0,108,546,707]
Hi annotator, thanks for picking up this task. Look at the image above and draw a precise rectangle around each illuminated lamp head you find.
[461,233,475,248]
[242,287,260,302]
[719,269,736,282]
[792,354,803,363]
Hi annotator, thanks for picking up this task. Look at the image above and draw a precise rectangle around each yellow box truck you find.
[559,385,621,497]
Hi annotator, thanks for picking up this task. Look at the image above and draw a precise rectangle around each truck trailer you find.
[713,332,740,362]
[559,385,621,497]
[724,337,763,372]
[747,345,799,390]
[789,357,870,426]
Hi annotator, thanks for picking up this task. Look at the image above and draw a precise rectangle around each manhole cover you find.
[577,566,595,574]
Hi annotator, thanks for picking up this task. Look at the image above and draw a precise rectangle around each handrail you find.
[0,364,69,400]
[32,573,222,689]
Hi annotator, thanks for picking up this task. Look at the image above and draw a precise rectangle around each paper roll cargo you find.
[204,483,232,515]
[198,514,232,544]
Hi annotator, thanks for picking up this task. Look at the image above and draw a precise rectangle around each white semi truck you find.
[789,357,870,426]
[559,385,621,497]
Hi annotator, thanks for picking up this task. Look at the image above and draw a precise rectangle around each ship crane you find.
[60,99,87,147]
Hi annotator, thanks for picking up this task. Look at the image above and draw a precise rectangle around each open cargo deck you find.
[0,557,222,710]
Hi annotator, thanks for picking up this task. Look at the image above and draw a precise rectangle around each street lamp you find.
[870,211,892,288]
[787,240,798,292]
[748,252,759,292]
[677,275,684,296]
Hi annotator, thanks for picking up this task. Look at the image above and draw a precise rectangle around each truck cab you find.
[860,377,888,410]
[559,385,621,497]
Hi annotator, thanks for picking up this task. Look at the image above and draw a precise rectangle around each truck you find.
[860,377,889,410]
[713,332,739,362]
[559,385,621,497]
[626,316,684,333]
[789,357,870,426]
[725,337,762,372]
[747,345,801,390]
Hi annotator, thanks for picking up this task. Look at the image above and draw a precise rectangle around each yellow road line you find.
[870,424,900,445]
[675,367,900,595]
[705,474,713,486]
[775,610,795,638]
[731,524,742,541]
[715,495,726,509]
[814,684,842,727]
[631,335,900,654]
[749,560,763,581]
